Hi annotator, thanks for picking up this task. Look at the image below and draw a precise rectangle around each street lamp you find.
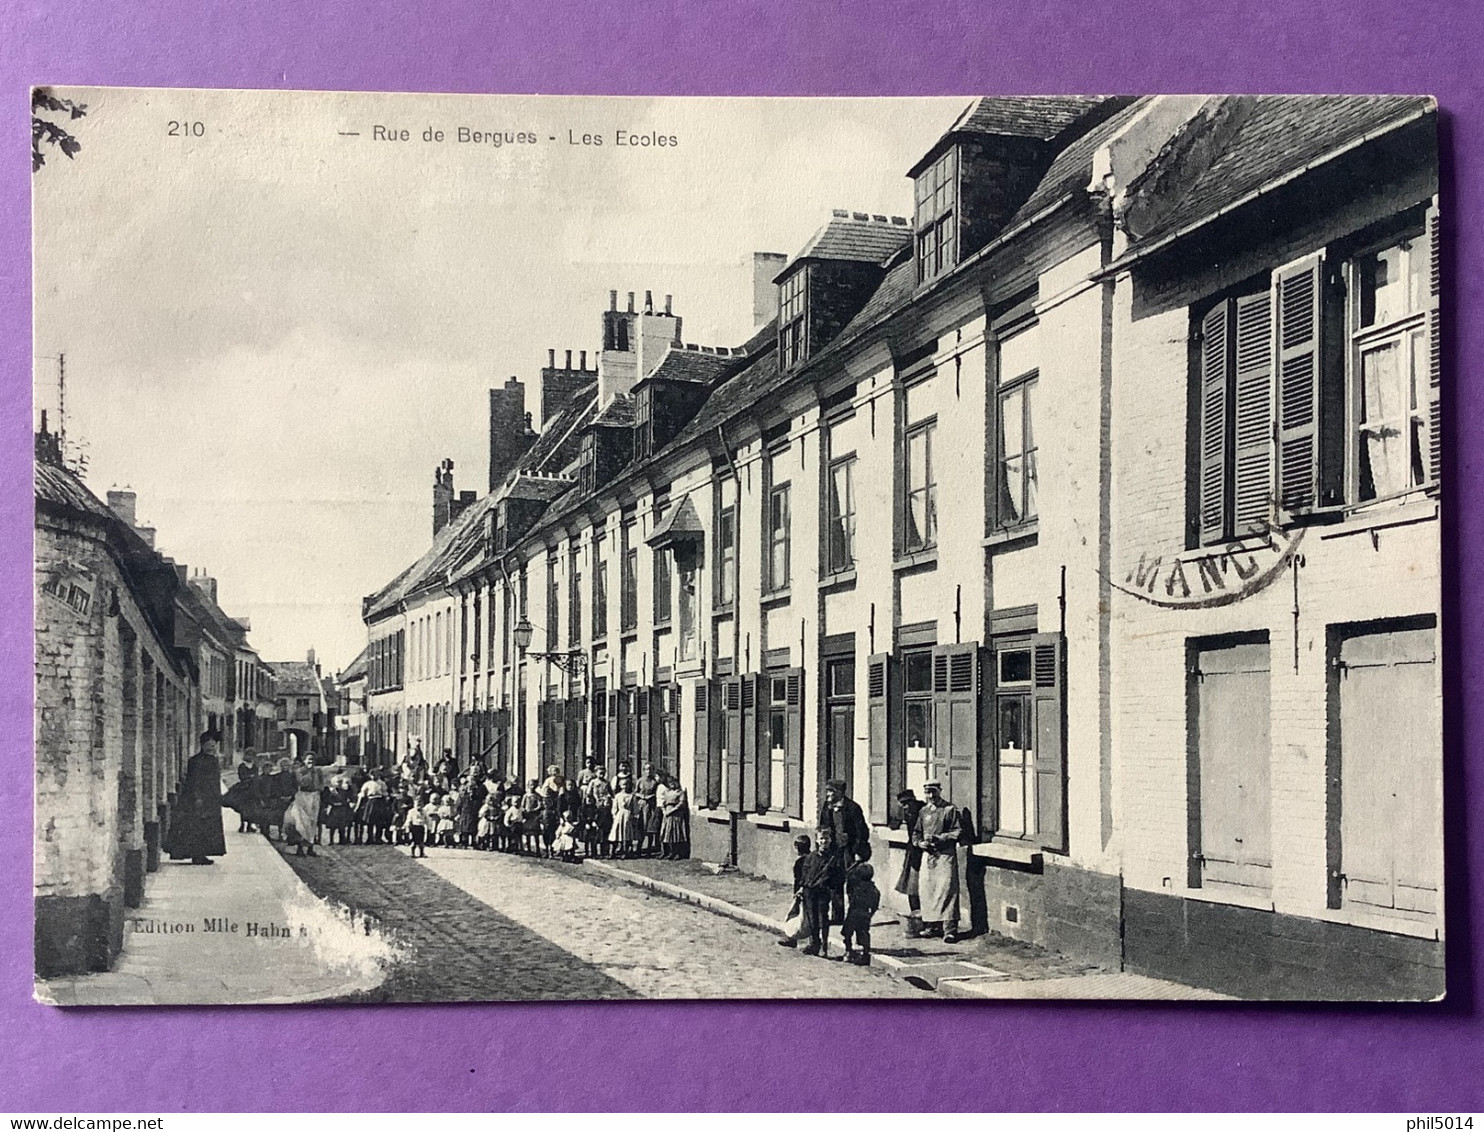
[513,615,534,653]
[512,615,586,675]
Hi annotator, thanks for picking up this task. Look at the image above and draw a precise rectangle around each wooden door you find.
[1339,625,1440,916]
[1195,639,1272,889]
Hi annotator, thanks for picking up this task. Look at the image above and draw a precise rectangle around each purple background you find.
[3,0,1482,1112]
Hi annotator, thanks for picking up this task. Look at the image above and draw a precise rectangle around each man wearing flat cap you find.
[912,780,963,942]
[817,778,868,924]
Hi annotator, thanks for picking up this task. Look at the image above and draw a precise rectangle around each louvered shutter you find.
[1275,254,1323,511]
[606,690,620,768]
[754,675,772,814]
[1198,301,1231,545]
[536,700,548,767]
[723,677,743,810]
[1233,291,1274,534]
[740,674,758,812]
[693,683,712,808]
[1427,202,1441,489]
[784,669,803,820]
[931,644,980,816]
[568,695,586,779]
[867,653,891,823]
[1032,632,1067,853]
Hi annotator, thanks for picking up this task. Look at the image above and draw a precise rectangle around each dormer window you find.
[778,267,808,370]
[915,147,958,283]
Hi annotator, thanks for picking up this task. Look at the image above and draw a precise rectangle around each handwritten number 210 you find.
[167,121,205,137]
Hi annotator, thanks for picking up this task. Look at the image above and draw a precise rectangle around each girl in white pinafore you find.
[608,785,637,859]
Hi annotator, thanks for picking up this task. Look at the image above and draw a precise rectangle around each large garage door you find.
[1338,623,1440,917]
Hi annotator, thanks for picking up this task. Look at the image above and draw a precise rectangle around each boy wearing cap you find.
[777,833,814,948]
[842,845,882,965]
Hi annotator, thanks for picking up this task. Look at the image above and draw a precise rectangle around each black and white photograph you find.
[31,89,1442,1005]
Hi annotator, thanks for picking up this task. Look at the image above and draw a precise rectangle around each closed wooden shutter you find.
[536,700,548,767]
[1427,202,1441,489]
[740,674,758,812]
[1032,632,1066,853]
[1198,301,1231,545]
[1275,253,1323,511]
[1233,291,1274,534]
[931,644,980,818]
[693,683,711,808]
[867,653,891,823]
[784,669,803,820]
[722,677,743,810]
[567,695,586,778]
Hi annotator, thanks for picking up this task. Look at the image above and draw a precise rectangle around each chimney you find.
[433,458,455,535]
[541,347,598,428]
[107,488,138,529]
[307,647,317,671]
[188,572,219,606]
[489,379,535,491]
[627,292,635,313]
[753,252,788,328]
[136,526,156,549]
[174,563,188,583]
[609,290,618,311]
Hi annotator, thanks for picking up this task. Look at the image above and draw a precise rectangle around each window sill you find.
[696,807,731,824]
[745,813,793,831]
[893,549,938,573]
[819,569,857,592]
[712,606,736,619]
[971,839,1043,868]
[982,525,1039,549]
[654,619,673,630]
[761,588,792,608]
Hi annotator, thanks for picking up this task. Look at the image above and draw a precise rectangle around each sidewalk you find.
[36,794,395,1007]
[583,856,1232,1000]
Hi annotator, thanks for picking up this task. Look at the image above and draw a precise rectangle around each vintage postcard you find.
[31,89,1442,1005]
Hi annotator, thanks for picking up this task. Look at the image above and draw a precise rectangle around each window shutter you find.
[1032,632,1067,853]
[1233,290,1274,534]
[1427,202,1441,489]
[1198,301,1231,545]
[866,653,891,824]
[536,700,548,766]
[931,643,980,817]
[693,683,712,808]
[754,675,772,814]
[784,669,803,820]
[740,674,758,813]
[723,677,743,811]
[1274,253,1323,511]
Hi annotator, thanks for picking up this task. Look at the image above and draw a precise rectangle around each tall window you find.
[995,324,1039,528]
[620,522,638,632]
[779,268,807,370]
[434,612,443,677]
[568,549,582,647]
[653,549,672,624]
[914,147,958,283]
[902,649,933,794]
[546,559,560,649]
[716,498,736,608]
[826,456,857,574]
[1350,235,1432,501]
[766,482,791,591]
[904,419,937,552]
[592,534,608,640]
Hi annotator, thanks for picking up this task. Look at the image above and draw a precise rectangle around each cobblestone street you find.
[279,844,928,1001]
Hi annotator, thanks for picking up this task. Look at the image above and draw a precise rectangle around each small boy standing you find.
[405,797,428,858]
[842,855,882,965]
[797,828,841,957]
[777,834,814,948]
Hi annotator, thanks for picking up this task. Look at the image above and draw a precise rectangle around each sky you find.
[33,89,963,672]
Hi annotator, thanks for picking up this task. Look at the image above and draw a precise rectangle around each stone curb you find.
[580,859,786,935]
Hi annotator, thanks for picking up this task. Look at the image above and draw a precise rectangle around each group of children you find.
[779,829,882,966]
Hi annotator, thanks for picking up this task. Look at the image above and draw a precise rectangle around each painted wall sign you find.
[1113,523,1304,609]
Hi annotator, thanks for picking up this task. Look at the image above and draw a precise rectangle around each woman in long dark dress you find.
[166,733,227,864]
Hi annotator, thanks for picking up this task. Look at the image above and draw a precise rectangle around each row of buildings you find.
[351,95,1443,999]
[34,438,339,977]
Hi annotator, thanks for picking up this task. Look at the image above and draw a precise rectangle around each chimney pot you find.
[627,291,635,313]
[548,348,556,367]
[644,290,653,314]
[580,350,587,368]
[665,294,672,315]
[565,349,572,368]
